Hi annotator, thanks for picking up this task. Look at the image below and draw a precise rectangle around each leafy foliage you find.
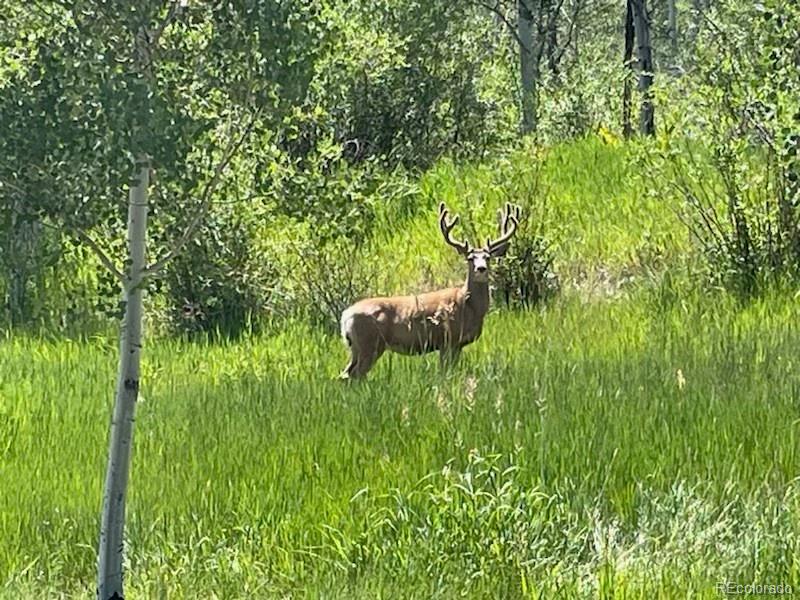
[161,208,279,338]
[0,1,324,330]
[493,221,559,309]
[649,0,800,295]
[305,0,514,168]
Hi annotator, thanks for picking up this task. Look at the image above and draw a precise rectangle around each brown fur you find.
[339,202,519,380]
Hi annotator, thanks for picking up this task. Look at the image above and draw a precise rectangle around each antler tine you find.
[487,203,521,254]
[498,202,521,234]
[438,202,470,255]
[486,202,519,248]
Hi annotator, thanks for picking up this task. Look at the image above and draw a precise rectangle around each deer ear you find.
[489,241,511,257]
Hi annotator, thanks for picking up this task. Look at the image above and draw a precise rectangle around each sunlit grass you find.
[2,285,799,597]
[1,136,797,597]
[366,136,688,298]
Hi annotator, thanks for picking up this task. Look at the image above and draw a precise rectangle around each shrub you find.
[161,210,279,338]
[648,0,800,296]
[493,221,559,309]
[290,235,377,333]
[489,150,559,309]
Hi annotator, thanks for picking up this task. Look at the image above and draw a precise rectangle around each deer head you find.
[438,201,520,283]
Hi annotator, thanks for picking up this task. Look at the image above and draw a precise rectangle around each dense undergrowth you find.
[25,134,688,337]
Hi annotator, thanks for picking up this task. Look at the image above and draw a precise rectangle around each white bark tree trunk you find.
[667,0,678,65]
[518,0,538,134]
[631,0,655,136]
[97,159,149,600]
[622,0,635,138]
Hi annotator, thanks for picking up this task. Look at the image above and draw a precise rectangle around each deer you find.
[339,201,520,379]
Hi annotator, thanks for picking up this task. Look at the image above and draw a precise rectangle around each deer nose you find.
[476,265,487,273]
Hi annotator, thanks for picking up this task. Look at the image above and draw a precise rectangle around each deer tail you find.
[340,308,355,347]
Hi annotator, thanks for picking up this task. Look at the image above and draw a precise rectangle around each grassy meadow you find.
[2,138,800,598]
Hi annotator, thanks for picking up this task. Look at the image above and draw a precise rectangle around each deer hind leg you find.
[348,337,385,379]
[340,334,363,380]
[339,351,358,380]
[340,313,386,380]
[340,310,359,380]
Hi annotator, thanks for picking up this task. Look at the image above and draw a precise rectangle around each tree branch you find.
[38,218,127,282]
[75,228,127,282]
[142,109,260,277]
[150,1,183,49]
[467,0,526,49]
[554,0,582,67]
[1,171,127,282]
[0,175,26,196]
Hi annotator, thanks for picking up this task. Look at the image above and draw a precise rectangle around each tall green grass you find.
[366,136,688,298]
[2,285,799,598]
[2,135,797,597]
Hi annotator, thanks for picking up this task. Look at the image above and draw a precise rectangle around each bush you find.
[486,149,559,309]
[648,0,800,296]
[493,220,559,309]
[161,209,279,338]
[290,234,377,332]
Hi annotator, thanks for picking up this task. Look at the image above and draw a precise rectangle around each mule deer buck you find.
[339,202,520,379]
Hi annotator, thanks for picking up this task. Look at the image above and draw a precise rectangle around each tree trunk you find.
[7,199,27,326]
[544,0,559,75]
[518,0,538,134]
[488,2,506,53]
[631,0,655,136]
[573,0,582,60]
[5,197,42,326]
[688,0,706,47]
[667,0,678,62]
[622,0,635,139]
[97,159,149,600]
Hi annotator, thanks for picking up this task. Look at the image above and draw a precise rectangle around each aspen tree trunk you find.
[688,0,706,47]
[622,0,635,138]
[631,0,655,136]
[7,198,27,326]
[518,0,538,134]
[667,0,678,61]
[97,159,149,600]
[544,0,559,75]
[6,197,41,326]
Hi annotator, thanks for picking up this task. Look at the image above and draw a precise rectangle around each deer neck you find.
[462,271,490,318]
